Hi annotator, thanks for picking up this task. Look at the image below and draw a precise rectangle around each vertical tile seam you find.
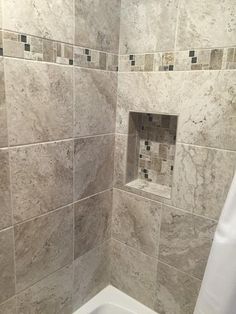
[174,0,182,51]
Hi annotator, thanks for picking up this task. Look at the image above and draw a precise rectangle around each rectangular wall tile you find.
[73,241,110,311]
[113,134,128,187]
[176,0,236,50]
[0,298,16,314]
[3,0,74,43]
[0,149,12,230]
[74,190,112,259]
[0,57,7,148]
[111,239,157,309]
[74,135,114,201]
[10,140,73,223]
[154,262,201,314]
[74,68,117,137]
[17,264,73,314]
[15,205,73,292]
[0,228,15,304]
[159,205,216,280]
[5,59,73,146]
[75,0,120,53]
[112,189,162,257]
[172,144,236,220]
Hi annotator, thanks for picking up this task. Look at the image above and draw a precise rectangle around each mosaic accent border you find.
[119,48,236,72]
[0,30,118,71]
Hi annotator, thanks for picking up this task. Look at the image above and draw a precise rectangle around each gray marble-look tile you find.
[74,190,112,259]
[73,241,110,311]
[176,0,236,50]
[119,0,179,54]
[154,262,201,314]
[172,144,236,220]
[113,134,128,187]
[3,0,74,43]
[0,58,7,148]
[10,140,73,223]
[0,149,12,230]
[111,239,157,309]
[17,264,73,314]
[159,205,216,279]
[112,189,162,257]
[74,135,114,201]
[75,0,120,53]
[15,205,73,292]
[5,59,73,146]
[74,68,117,137]
[0,228,15,304]
[0,298,16,314]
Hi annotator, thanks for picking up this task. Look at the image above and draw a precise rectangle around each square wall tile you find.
[74,135,114,201]
[73,241,110,311]
[176,0,236,50]
[0,149,12,230]
[17,264,73,314]
[0,228,15,304]
[119,0,179,54]
[74,68,117,137]
[3,0,74,43]
[15,205,73,292]
[0,57,7,148]
[112,189,162,257]
[0,298,16,314]
[5,59,73,146]
[111,239,157,309]
[75,0,120,53]
[74,190,112,259]
[159,205,216,280]
[10,140,73,223]
[154,262,201,314]
[172,144,236,220]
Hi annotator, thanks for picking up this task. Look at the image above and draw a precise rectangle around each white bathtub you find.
[74,285,158,314]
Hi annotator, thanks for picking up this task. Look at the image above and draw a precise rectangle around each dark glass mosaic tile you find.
[131,60,135,66]
[139,154,142,158]
[145,141,149,145]
[85,49,90,55]
[0,48,3,56]
[24,44,30,51]
[145,174,148,178]
[21,35,27,43]
[129,55,134,60]
[143,169,148,173]
[191,57,197,64]
[146,146,150,151]
[189,50,195,57]
[87,55,91,62]
[69,59,73,65]
[169,65,174,71]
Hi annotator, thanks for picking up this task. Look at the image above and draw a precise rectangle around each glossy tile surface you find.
[3,0,74,43]
[5,59,73,146]
[74,135,114,200]
[15,205,73,291]
[0,228,15,304]
[112,189,162,256]
[154,262,201,314]
[172,144,236,220]
[74,68,117,137]
[75,0,120,53]
[159,205,216,279]
[17,264,73,314]
[10,140,73,223]
[74,190,112,259]
[73,242,110,310]
[111,239,157,308]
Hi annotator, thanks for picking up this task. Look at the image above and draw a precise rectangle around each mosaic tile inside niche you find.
[0,30,118,71]
[118,47,236,72]
[138,113,177,187]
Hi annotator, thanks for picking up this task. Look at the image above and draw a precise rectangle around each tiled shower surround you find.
[0,1,236,314]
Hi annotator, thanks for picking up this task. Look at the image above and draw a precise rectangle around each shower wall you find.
[112,0,236,313]
[0,0,120,313]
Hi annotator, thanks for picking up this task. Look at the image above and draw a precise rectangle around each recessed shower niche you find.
[125,112,178,199]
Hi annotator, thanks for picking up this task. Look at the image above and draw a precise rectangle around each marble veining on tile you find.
[0,298,16,314]
[14,205,73,292]
[112,189,162,257]
[0,57,7,148]
[74,190,112,259]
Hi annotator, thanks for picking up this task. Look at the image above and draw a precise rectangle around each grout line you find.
[177,142,236,154]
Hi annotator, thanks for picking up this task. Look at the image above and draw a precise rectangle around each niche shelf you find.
[125,111,178,199]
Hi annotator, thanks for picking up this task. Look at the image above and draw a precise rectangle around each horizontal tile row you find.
[0,135,114,227]
[119,47,236,72]
[0,58,117,148]
[114,137,236,220]
[111,239,201,314]
[0,190,112,310]
[0,30,118,71]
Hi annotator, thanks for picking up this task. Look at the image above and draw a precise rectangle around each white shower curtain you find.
[194,172,236,314]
